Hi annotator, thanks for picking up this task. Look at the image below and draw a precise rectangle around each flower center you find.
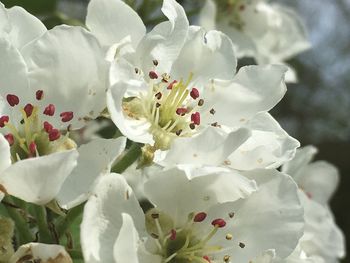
[145,209,230,263]
[0,91,76,162]
[216,0,247,30]
[122,69,206,151]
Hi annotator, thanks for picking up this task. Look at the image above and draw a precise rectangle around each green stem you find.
[111,143,142,174]
[55,204,84,239]
[33,205,54,243]
[3,196,33,245]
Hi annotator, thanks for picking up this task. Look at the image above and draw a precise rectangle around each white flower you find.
[0,7,120,206]
[87,0,298,167]
[282,146,339,206]
[81,167,303,263]
[9,243,72,263]
[281,146,345,262]
[198,0,311,82]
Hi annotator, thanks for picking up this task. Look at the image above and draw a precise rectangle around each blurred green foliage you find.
[2,0,57,15]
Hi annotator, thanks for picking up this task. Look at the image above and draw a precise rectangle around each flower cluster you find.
[0,0,345,263]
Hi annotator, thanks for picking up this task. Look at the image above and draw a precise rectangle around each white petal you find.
[22,25,109,129]
[159,127,250,166]
[113,213,140,263]
[227,113,300,170]
[217,19,257,58]
[255,4,311,63]
[0,150,78,205]
[113,213,162,263]
[144,166,257,225]
[300,192,345,261]
[56,137,127,209]
[0,3,10,33]
[9,243,72,263]
[0,134,11,174]
[107,81,153,144]
[0,38,30,103]
[81,173,144,263]
[206,170,303,261]
[198,0,216,31]
[109,57,143,88]
[171,27,237,85]
[135,0,189,74]
[204,64,287,127]
[281,145,318,178]
[86,0,145,48]
[298,161,340,205]
[7,6,46,49]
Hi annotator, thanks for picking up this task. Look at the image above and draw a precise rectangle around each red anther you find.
[170,229,177,240]
[211,218,226,228]
[43,104,55,116]
[190,88,200,99]
[29,141,37,156]
[167,80,178,90]
[43,121,53,133]
[48,129,61,141]
[0,116,9,128]
[6,94,19,107]
[36,90,44,100]
[149,71,158,79]
[203,255,211,262]
[4,134,14,146]
[191,112,201,125]
[24,104,34,117]
[176,108,187,116]
[60,111,74,122]
[194,212,207,222]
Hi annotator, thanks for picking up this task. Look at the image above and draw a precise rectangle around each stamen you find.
[198,99,204,106]
[223,255,230,262]
[190,88,200,100]
[203,255,211,262]
[0,116,9,128]
[211,218,226,228]
[239,242,245,248]
[155,92,162,100]
[189,123,196,130]
[175,129,182,136]
[24,104,34,117]
[6,94,19,107]
[153,60,159,66]
[149,71,158,79]
[4,134,14,146]
[36,90,44,100]
[225,233,233,240]
[43,121,53,133]
[209,108,216,115]
[170,229,177,240]
[43,104,55,116]
[48,129,61,141]
[194,212,207,222]
[191,112,201,125]
[176,108,187,116]
[162,73,170,83]
[29,142,37,157]
[60,111,74,122]
[167,80,178,90]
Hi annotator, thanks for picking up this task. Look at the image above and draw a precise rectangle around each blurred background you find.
[2,0,349,261]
